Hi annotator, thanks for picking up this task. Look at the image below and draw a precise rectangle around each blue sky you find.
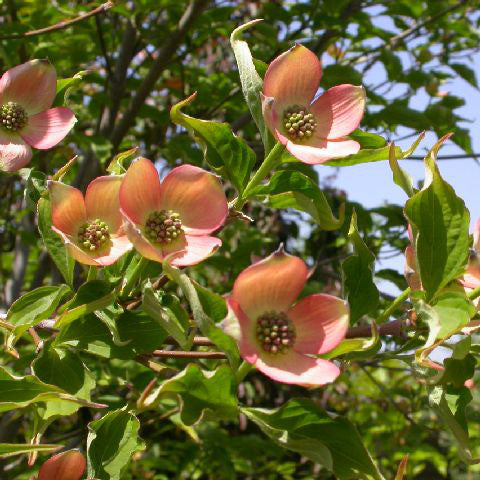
[318,13,480,295]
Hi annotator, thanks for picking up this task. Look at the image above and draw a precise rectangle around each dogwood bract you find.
[119,158,228,266]
[37,450,86,480]
[49,176,132,266]
[223,246,349,387]
[0,60,76,172]
[262,45,365,164]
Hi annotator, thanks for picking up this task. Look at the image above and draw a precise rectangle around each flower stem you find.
[234,142,284,209]
[121,256,149,299]
[378,287,411,323]
[235,360,254,384]
[468,285,480,301]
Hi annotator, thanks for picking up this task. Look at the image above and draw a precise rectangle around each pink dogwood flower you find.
[223,246,349,387]
[0,59,76,172]
[262,45,366,165]
[49,176,132,266]
[119,158,228,266]
[37,450,86,480]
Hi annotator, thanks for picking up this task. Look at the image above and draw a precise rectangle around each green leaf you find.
[37,198,75,286]
[32,343,96,419]
[94,303,131,347]
[106,147,139,175]
[321,64,362,89]
[19,168,47,208]
[163,261,240,369]
[349,129,387,149]
[242,398,385,480]
[170,94,256,195]
[54,311,169,359]
[252,170,344,230]
[450,63,478,88]
[6,285,71,347]
[142,284,191,350]
[433,289,475,339]
[389,143,414,197]
[429,386,479,464]
[55,280,116,328]
[55,70,89,106]
[325,145,401,167]
[342,211,379,323]
[87,409,145,480]
[192,280,228,322]
[0,443,61,458]
[230,19,274,152]
[138,364,238,425]
[0,366,104,413]
[404,137,470,300]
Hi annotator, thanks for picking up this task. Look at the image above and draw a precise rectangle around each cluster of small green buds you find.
[78,219,110,251]
[0,102,28,132]
[256,311,296,354]
[145,210,183,244]
[283,106,316,141]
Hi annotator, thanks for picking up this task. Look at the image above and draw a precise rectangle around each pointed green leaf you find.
[242,398,385,480]
[230,19,274,152]
[138,364,238,425]
[87,409,145,480]
[37,198,75,286]
[342,211,379,323]
[170,94,256,195]
[252,170,344,230]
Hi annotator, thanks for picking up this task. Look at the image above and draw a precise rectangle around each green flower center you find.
[283,106,316,141]
[0,102,28,132]
[256,311,296,354]
[78,219,110,251]
[145,210,183,244]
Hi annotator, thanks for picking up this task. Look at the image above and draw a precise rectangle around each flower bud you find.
[38,450,86,480]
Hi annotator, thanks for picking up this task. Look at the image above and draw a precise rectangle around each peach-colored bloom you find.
[262,45,365,165]
[37,450,86,480]
[460,218,480,290]
[0,60,76,172]
[48,176,132,266]
[119,158,228,266]
[223,246,349,387]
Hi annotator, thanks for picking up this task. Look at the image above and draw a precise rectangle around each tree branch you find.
[0,2,114,40]
[109,0,210,150]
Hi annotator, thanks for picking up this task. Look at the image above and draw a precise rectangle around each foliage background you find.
[1,0,480,478]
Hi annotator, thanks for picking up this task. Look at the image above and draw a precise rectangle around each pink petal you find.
[0,59,56,115]
[48,181,87,235]
[85,175,123,232]
[263,45,321,107]
[310,85,366,139]
[404,246,422,291]
[170,234,222,266]
[284,137,360,165]
[119,157,162,225]
[38,450,86,480]
[254,350,340,387]
[474,218,480,251]
[53,227,132,267]
[159,165,228,235]
[21,107,76,149]
[94,235,133,266]
[289,294,349,354]
[0,130,32,172]
[122,216,171,263]
[232,246,308,320]
[460,273,480,290]
[226,297,259,364]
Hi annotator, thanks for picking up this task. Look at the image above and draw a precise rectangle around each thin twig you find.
[0,2,114,40]
[152,350,226,359]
